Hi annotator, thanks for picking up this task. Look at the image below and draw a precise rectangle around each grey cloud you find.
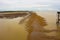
[0,0,60,11]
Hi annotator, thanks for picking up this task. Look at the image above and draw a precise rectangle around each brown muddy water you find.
[0,11,59,40]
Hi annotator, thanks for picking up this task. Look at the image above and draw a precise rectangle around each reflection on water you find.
[0,17,28,40]
[0,11,59,40]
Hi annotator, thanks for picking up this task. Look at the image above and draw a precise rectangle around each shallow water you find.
[0,11,59,40]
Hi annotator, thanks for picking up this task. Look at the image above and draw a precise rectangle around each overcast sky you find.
[0,0,60,11]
